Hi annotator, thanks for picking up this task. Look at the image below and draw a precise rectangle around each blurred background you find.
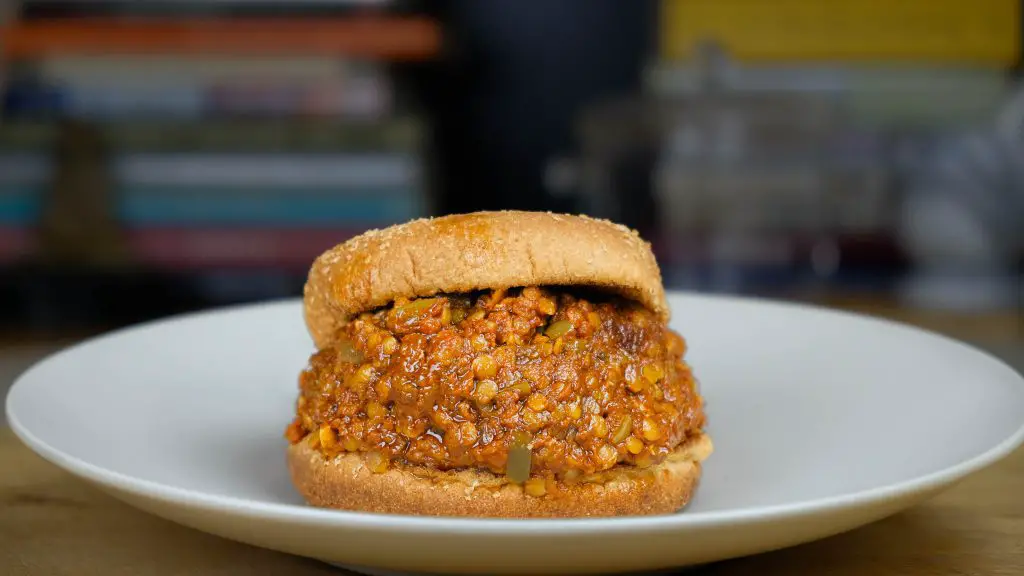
[0,0,1022,399]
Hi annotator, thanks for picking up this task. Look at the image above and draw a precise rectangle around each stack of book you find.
[614,0,1021,295]
[4,55,393,121]
[117,145,423,269]
[0,151,45,262]
[0,0,439,277]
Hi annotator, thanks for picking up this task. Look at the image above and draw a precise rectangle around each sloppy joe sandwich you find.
[285,211,711,518]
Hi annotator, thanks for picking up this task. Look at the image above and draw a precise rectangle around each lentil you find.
[285,287,705,479]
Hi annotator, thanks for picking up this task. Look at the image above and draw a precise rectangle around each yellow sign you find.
[661,0,1020,65]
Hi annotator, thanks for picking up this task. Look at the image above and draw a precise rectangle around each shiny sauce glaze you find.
[286,287,705,485]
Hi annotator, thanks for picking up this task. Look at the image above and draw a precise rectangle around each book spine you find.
[0,187,41,224]
[36,54,351,85]
[124,227,364,269]
[0,151,429,226]
[114,152,418,187]
[0,118,422,151]
[0,187,425,226]
[118,188,423,226]
[2,16,442,60]
[0,154,51,184]
[21,1,395,20]
[4,77,393,120]
[0,226,33,260]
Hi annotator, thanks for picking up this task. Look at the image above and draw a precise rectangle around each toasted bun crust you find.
[287,433,712,518]
[303,211,667,349]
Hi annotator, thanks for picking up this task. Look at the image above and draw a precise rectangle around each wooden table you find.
[3,430,1022,575]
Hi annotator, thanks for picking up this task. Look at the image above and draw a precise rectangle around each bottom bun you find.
[287,433,713,518]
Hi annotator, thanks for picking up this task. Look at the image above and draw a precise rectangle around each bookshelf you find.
[576,0,1023,305]
[0,0,442,332]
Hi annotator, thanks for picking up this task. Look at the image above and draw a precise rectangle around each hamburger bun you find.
[288,431,712,518]
[303,211,668,350]
[289,211,710,518]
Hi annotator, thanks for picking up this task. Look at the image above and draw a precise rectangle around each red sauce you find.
[286,287,706,480]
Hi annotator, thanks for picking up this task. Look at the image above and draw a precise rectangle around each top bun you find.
[303,211,667,349]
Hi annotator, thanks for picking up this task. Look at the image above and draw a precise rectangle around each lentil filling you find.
[285,287,706,482]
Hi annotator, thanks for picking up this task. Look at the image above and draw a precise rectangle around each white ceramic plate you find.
[7,293,1024,575]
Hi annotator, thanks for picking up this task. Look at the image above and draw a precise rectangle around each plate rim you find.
[6,292,1024,536]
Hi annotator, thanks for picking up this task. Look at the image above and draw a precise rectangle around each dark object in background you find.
[1,120,210,333]
[36,120,128,267]
[0,264,207,334]
[416,0,654,218]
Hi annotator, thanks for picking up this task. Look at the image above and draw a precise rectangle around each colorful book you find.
[0,192,38,224]
[125,226,364,269]
[0,226,33,261]
[0,118,422,152]
[659,0,1019,65]
[118,187,424,226]
[1,16,441,60]
[3,76,392,120]
[21,1,395,20]
[113,152,419,188]
[0,186,426,226]
[0,154,50,184]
